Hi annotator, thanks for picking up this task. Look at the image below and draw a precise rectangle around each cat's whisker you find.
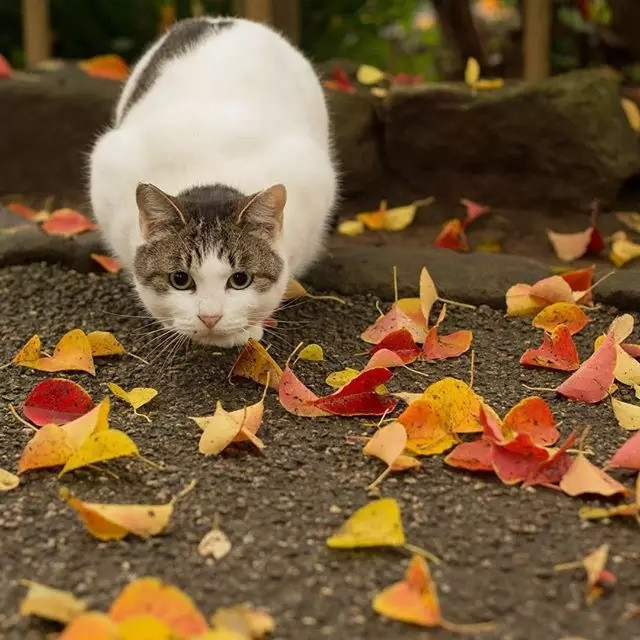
[138,329,178,356]
[149,332,184,364]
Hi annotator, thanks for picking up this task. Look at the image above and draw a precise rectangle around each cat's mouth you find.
[179,323,263,348]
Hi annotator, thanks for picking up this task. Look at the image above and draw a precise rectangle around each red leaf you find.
[370,329,420,364]
[326,67,356,93]
[444,439,493,472]
[364,349,406,369]
[8,202,40,221]
[560,266,594,304]
[524,431,577,487]
[609,431,640,470]
[278,366,329,417]
[434,219,467,251]
[520,325,580,372]
[460,198,490,227]
[502,396,559,446]
[41,209,98,237]
[91,253,123,274]
[0,54,11,78]
[22,379,94,427]
[361,307,426,344]
[421,327,472,361]
[491,433,550,485]
[556,331,616,403]
[78,54,129,81]
[480,404,505,444]
[587,226,605,254]
[622,343,640,359]
[314,368,397,416]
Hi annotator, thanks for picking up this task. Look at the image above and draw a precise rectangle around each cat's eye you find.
[228,271,253,290]
[169,270,194,290]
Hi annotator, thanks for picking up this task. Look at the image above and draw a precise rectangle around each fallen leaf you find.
[559,266,594,304]
[434,218,467,251]
[8,202,47,221]
[530,276,575,304]
[361,306,427,344]
[22,378,94,426]
[364,348,406,369]
[613,344,640,386]
[314,367,397,416]
[0,53,12,78]
[421,306,472,361]
[88,331,126,357]
[610,231,640,267]
[60,487,173,541]
[464,57,480,86]
[547,223,602,262]
[556,545,615,605]
[337,219,364,236]
[370,86,389,98]
[460,198,490,226]
[78,54,129,80]
[326,498,405,549]
[532,302,589,335]
[421,377,484,433]
[325,367,360,389]
[373,555,440,627]
[210,605,275,639]
[384,204,418,231]
[118,616,174,640]
[612,397,640,431]
[198,527,232,560]
[91,253,123,274]
[473,78,504,90]
[609,313,635,344]
[609,430,640,470]
[363,421,407,469]
[579,474,640,521]
[107,382,157,420]
[357,64,385,85]
[13,329,95,375]
[59,612,119,640]
[520,325,580,372]
[616,211,640,234]
[18,424,75,473]
[298,344,324,362]
[41,208,97,236]
[622,98,640,131]
[19,580,86,624]
[556,331,616,403]
[282,279,345,304]
[444,439,493,472]
[505,283,547,317]
[524,432,577,487]
[0,468,19,491]
[324,67,355,93]
[59,429,140,477]
[109,577,209,638]
[502,396,559,446]
[398,400,457,456]
[491,433,550,485]
[560,453,628,497]
[229,338,282,389]
[370,329,420,364]
[419,267,438,326]
[278,366,329,417]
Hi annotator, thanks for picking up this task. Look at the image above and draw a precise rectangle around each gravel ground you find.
[1,264,640,640]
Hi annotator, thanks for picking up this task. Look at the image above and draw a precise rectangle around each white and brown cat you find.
[90,16,337,347]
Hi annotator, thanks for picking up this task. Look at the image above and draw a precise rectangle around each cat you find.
[89,16,337,347]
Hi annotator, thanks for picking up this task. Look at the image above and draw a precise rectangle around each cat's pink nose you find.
[198,314,222,329]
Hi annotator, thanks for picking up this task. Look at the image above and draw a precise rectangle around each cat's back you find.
[115,16,326,135]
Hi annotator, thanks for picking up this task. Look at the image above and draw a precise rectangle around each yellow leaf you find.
[610,231,640,267]
[421,377,484,433]
[298,344,324,361]
[59,612,120,639]
[118,616,174,640]
[60,488,173,541]
[0,467,19,491]
[13,330,95,375]
[337,219,365,236]
[12,334,41,366]
[211,605,276,639]
[370,86,389,98]
[87,331,126,357]
[357,64,385,85]
[107,382,157,420]
[473,78,504,90]
[19,580,86,624]
[62,397,111,449]
[419,267,438,326]
[614,345,640,386]
[612,398,640,430]
[475,239,501,253]
[383,205,416,231]
[326,368,360,389]
[282,279,345,304]
[621,98,640,132]
[464,57,480,86]
[18,424,75,473]
[198,527,232,560]
[59,429,139,477]
[326,498,405,549]
[229,338,283,389]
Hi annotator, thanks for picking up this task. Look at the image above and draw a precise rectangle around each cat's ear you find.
[238,184,286,235]
[136,183,186,238]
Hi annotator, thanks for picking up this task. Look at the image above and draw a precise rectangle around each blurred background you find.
[2,0,640,84]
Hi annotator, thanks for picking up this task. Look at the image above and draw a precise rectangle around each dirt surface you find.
[2,264,640,640]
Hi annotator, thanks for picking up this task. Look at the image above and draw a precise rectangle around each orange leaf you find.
[13,329,95,375]
[444,439,493,472]
[364,348,406,369]
[560,266,594,304]
[520,325,579,372]
[361,306,426,344]
[530,276,575,304]
[491,433,550,485]
[91,253,123,274]
[41,208,97,237]
[421,306,472,361]
[87,331,126,357]
[8,202,44,221]
[532,302,589,335]
[109,578,209,638]
[560,453,629,497]
[229,338,282,389]
[372,555,441,627]
[59,612,119,640]
[363,421,407,467]
[278,366,329,417]
[434,218,467,251]
[18,424,75,473]
[420,377,484,434]
[502,396,559,446]
[0,53,12,78]
[78,54,129,80]
[396,400,457,455]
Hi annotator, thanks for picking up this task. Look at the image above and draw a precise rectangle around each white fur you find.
[90,17,337,346]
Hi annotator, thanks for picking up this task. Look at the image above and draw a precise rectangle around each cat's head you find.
[133,182,289,347]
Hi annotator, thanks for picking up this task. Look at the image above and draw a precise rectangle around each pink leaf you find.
[609,431,640,470]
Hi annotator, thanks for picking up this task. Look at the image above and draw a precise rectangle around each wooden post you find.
[233,0,273,24]
[21,0,52,67]
[523,0,551,80]
[273,0,300,44]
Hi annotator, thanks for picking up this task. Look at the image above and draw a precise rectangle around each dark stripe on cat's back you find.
[117,17,234,122]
